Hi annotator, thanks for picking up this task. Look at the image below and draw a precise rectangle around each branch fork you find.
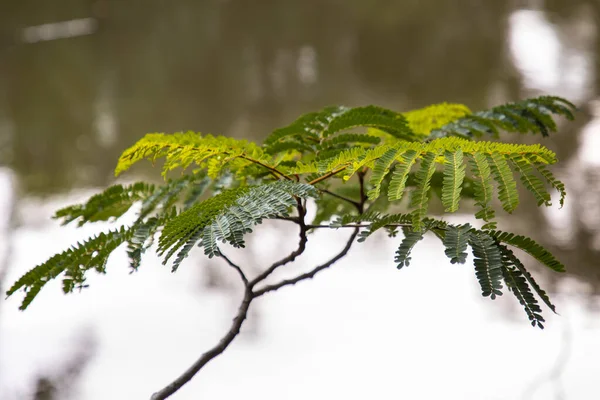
[150,175,367,399]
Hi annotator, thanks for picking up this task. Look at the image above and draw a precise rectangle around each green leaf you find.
[409,151,439,230]
[487,230,565,273]
[54,182,155,226]
[387,149,419,201]
[368,148,401,200]
[443,223,471,264]
[527,155,566,208]
[487,152,519,213]
[159,181,318,269]
[469,231,503,299]
[6,226,132,310]
[509,155,551,207]
[441,149,466,212]
[500,247,546,328]
[429,96,577,140]
[499,244,556,315]
[467,152,495,222]
[394,229,425,269]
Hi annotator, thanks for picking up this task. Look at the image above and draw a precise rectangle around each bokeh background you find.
[1,1,600,399]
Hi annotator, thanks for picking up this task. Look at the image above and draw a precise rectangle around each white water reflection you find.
[0,183,599,400]
[509,9,595,103]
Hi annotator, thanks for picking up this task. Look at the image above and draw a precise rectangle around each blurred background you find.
[1,0,600,399]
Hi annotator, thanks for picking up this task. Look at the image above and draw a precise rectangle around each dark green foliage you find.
[441,149,466,212]
[159,181,318,270]
[443,224,471,264]
[469,231,503,299]
[499,244,549,328]
[6,226,133,310]
[468,152,495,224]
[409,151,439,229]
[263,104,417,154]
[429,96,576,139]
[54,182,155,226]
[7,96,573,329]
[394,228,424,269]
[311,185,360,225]
[510,155,552,207]
[487,152,519,213]
[387,149,419,201]
[527,156,567,208]
[487,230,565,272]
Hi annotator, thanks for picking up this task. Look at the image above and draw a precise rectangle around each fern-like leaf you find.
[467,152,495,223]
[441,149,466,212]
[264,105,417,154]
[367,148,401,200]
[409,151,439,230]
[403,102,471,135]
[500,246,546,328]
[158,181,318,270]
[319,133,381,148]
[443,223,471,264]
[487,152,519,213]
[429,96,577,139]
[509,155,551,207]
[509,252,557,314]
[499,243,555,317]
[469,231,503,299]
[6,227,132,310]
[526,155,567,207]
[487,230,565,273]
[394,229,425,269]
[115,131,275,180]
[54,182,155,226]
[387,149,419,201]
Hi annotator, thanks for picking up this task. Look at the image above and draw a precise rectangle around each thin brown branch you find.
[321,189,361,211]
[306,223,412,229]
[150,167,366,399]
[253,229,359,297]
[273,215,300,223]
[307,166,347,185]
[239,155,293,181]
[357,171,367,214]
[218,251,248,285]
[150,287,253,400]
[249,199,308,287]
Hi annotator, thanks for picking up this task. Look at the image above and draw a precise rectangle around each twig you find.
[253,229,359,297]
[249,199,308,286]
[239,156,293,181]
[273,215,300,223]
[218,251,248,285]
[150,172,365,398]
[306,223,412,229]
[307,166,347,185]
[321,189,361,211]
[150,287,254,400]
[357,171,367,214]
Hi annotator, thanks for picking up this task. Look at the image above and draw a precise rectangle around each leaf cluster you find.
[6,96,575,328]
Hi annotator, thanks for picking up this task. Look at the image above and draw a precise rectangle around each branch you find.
[273,215,300,223]
[253,229,359,297]
[320,189,361,211]
[306,223,412,229]
[307,166,347,185]
[150,287,253,400]
[239,155,293,181]
[357,171,366,214]
[249,199,308,286]
[218,251,248,285]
